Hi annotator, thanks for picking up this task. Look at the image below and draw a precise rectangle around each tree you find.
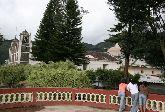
[0,65,27,88]
[62,0,86,65]
[147,0,165,63]
[32,0,86,65]
[86,69,124,89]
[126,0,165,69]
[107,0,165,81]
[138,0,165,81]
[107,0,149,77]
[0,40,12,65]
[32,0,65,63]
[0,33,3,46]
[133,30,165,69]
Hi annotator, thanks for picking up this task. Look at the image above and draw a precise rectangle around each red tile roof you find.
[86,51,117,61]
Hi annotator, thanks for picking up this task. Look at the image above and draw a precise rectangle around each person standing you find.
[118,78,127,112]
[139,81,149,112]
[127,78,139,112]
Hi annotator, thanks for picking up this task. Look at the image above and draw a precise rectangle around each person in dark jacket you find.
[139,81,149,112]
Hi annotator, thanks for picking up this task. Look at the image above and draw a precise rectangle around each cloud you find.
[0,0,48,39]
[0,0,116,44]
[79,0,117,44]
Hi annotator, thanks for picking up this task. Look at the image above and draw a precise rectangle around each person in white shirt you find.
[127,78,139,112]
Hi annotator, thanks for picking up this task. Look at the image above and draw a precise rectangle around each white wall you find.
[86,60,120,70]
[128,67,161,76]
[140,75,163,83]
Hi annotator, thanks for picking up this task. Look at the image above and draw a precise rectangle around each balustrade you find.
[0,92,33,104]
[0,88,164,112]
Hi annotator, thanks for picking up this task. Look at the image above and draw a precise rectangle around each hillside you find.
[84,41,114,52]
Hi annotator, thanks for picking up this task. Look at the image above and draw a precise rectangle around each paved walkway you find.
[36,106,117,112]
[0,106,118,112]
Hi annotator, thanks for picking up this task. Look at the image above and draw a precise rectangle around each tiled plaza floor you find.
[36,106,117,112]
[0,106,118,112]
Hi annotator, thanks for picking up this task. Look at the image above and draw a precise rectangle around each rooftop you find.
[86,51,117,61]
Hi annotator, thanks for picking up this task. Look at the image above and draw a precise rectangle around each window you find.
[103,64,108,69]
[152,71,154,74]
[16,53,18,61]
[12,55,14,62]
[14,54,16,61]
[141,70,144,74]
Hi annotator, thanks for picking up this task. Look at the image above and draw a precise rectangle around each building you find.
[84,51,120,70]
[85,43,163,83]
[107,43,121,57]
[8,30,37,65]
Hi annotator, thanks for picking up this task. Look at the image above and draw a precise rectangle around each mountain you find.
[84,41,114,52]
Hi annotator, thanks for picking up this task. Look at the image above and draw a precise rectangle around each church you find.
[8,30,37,65]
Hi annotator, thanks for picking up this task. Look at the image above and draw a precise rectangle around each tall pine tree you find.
[63,0,86,65]
[107,0,149,77]
[32,0,86,65]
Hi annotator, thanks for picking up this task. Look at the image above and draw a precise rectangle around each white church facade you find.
[8,30,37,65]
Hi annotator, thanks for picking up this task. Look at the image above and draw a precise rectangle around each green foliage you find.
[129,0,165,69]
[0,61,90,88]
[84,42,114,52]
[130,74,141,83]
[0,64,28,88]
[107,0,149,77]
[108,0,165,70]
[63,0,87,65]
[32,0,65,63]
[84,43,96,51]
[160,72,165,83]
[27,61,90,88]
[84,41,114,53]
[32,0,86,65]
[0,33,3,46]
[85,70,96,84]
[86,69,124,89]
[0,40,12,65]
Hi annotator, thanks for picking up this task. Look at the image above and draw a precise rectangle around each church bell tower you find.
[19,30,31,64]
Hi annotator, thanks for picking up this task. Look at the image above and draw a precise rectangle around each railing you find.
[0,88,164,112]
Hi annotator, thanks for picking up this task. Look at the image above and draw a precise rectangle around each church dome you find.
[107,43,121,57]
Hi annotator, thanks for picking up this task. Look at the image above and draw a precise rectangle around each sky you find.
[0,0,117,45]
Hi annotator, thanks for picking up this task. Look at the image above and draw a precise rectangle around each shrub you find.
[0,64,29,88]
[27,61,91,88]
[86,69,124,89]
[129,74,141,83]
[160,71,165,83]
